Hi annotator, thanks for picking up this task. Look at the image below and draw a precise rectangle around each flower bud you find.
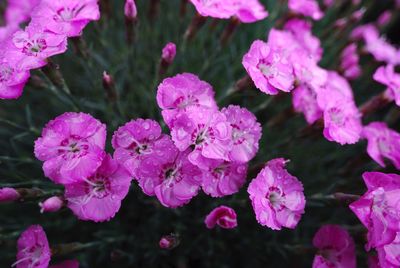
[0,187,20,202]
[161,42,177,65]
[39,196,64,213]
[103,71,117,102]
[124,0,137,21]
[159,234,179,250]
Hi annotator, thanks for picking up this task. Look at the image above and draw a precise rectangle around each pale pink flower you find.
[292,84,323,125]
[31,0,100,37]
[247,158,306,230]
[202,160,247,197]
[156,73,218,127]
[0,56,30,99]
[5,23,68,70]
[136,148,202,208]
[5,0,41,25]
[50,260,79,268]
[170,106,232,169]
[242,40,295,95]
[14,225,51,268]
[288,0,324,20]
[341,43,361,80]
[65,154,132,222]
[373,65,400,106]
[112,119,176,178]
[161,42,177,64]
[234,0,268,23]
[221,105,261,163]
[362,122,400,169]
[376,233,400,268]
[124,0,137,20]
[39,196,64,213]
[312,225,356,268]
[34,112,107,185]
[205,205,238,229]
[0,187,20,202]
[349,172,400,249]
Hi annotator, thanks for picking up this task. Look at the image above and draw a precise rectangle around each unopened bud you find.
[0,187,21,203]
[124,0,137,21]
[161,42,177,65]
[39,196,64,213]
[159,234,179,250]
[103,71,117,102]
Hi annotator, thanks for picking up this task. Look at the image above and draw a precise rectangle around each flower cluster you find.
[350,172,400,267]
[0,0,100,99]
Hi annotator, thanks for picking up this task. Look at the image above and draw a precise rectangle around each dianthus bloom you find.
[350,172,400,249]
[221,105,261,163]
[373,65,400,106]
[247,158,306,230]
[288,0,324,20]
[14,225,51,268]
[34,112,106,185]
[292,84,322,125]
[5,23,68,70]
[156,73,218,127]
[0,187,20,202]
[112,118,176,178]
[341,43,361,80]
[242,40,294,95]
[362,122,400,169]
[170,106,232,169]
[312,225,356,268]
[31,0,100,37]
[205,205,238,229]
[202,160,247,197]
[50,260,79,268]
[365,35,400,66]
[0,56,30,99]
[65,154,132,222]
[136,147,202,207]
[234,0,268,23]
[5,0,41,25]
[376,233,400,268]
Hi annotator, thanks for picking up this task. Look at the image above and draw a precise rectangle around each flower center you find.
[258,61,278,78]
[55,6,80,21]
[87,177,110,199]
[377,136,392,154]
[0,65,14,83]
[22,38,47,56]
[328,107,344,126]
[162,165,183,187]
[194,124,214,146]
[267,186,284,209]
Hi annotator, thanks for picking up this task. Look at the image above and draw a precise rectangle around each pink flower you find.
[161,42,177,65]
[349,172,400,249]
[159,234,179,249]
[124,0,137,20]
[221,105,261,162]
[170,106,232,169]
[234,0,268,23]
[288,0,324,20]
[65,154,132,222]
[341,43,361,80]
[362,122,400,169]
[50,260,79,268]
[31,0,100,37]
[0,57,30,99]
[34,112,107,185]
[312,225,356,268]
[373,65,400,106]
[0,187,20,202]
[205,205,238,229]
[5,23,67,70]
[202,160,247,197]
[39,196,64,213]
[136,148,202,208]
[284,19,323,61]
[112,118,176,178]
[247,158,306,230]
[5,0,41,25]
[156,73,218,127]
[365,36,400,66]
[292,84,323,125]
[242,40,295,95]
[350,24,379,42]
[14,225,51,268]
[376,233,400,267]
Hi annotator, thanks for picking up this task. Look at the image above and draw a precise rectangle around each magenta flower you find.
[247,158,306,230]
[202,160,247,197]
[34,112,107,185]
[376,233,400,268]
[341,43,361,80]
[14,225,51,268]
[312,225,356,268]
[350,24,379,42]
[221,105,261,163]
[373,65,400,106]
[31,0,100,37]
[170,106,232,169]
[365,36,400,66]
[292,84,322,125]
[234,0,268,23]
[205,205,238,229]
[0,57,30,99]
[288,0,324,20]
[39,196,64,213]
[161,42,177,64]
[124,0,138,21]
[362,122,400,169]
[156,73,218,127]
[350,172,400,249]
[112,118,176,178]
[0,187,20,202]
[50,260,79,268]
[136,148,202,208]
[5,0,41,25]
[242,40,295,95]
[65,154,132,222]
